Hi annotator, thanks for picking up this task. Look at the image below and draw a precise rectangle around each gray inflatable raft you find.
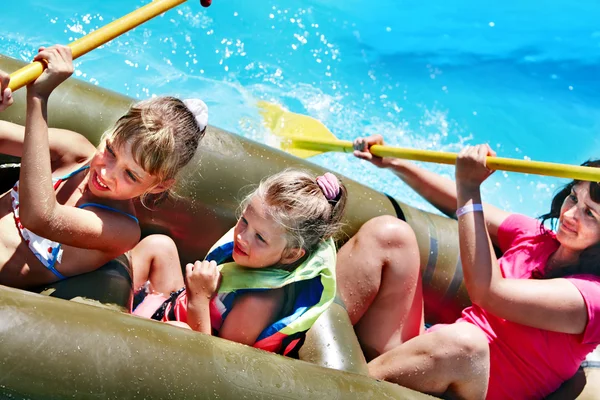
[0,54,597,399]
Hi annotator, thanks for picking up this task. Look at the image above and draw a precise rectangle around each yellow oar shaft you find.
[289,138,600,182]
[8,0,188,92]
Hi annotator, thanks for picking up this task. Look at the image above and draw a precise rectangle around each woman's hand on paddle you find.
[28,45,73,99]
[186,260,221,301]
[455,144,496,189]
[353,134,402,169]
[0,70,13,112]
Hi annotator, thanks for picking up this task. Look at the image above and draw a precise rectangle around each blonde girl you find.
[132,169,347,355]
[0,45,206,288]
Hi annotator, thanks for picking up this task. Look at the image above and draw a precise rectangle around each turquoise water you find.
[2,0,600,217]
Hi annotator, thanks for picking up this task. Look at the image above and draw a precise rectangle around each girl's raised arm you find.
[18,45,139,255]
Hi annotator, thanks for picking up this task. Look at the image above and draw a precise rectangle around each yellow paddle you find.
[8,0,200,92]
[258,101,600,182]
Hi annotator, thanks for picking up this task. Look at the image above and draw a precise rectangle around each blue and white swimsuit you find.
[10,165,139,280]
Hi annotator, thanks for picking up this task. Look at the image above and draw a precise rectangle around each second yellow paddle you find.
[258,101,600,182]
[8,0,199,92]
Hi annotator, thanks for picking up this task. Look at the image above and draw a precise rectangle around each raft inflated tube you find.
[0,54,597,399]
[0,54,471,319]
[0,286,426,400]
[0,54,452,399]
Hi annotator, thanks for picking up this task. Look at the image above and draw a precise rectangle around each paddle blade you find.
[257,101,338,158]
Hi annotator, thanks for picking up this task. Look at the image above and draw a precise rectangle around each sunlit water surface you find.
[2,0,600,217]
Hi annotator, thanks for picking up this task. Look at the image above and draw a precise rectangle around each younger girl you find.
[132,169,347,355]
[0,45,206,288]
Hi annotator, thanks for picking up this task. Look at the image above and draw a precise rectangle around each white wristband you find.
[456,203,484,217]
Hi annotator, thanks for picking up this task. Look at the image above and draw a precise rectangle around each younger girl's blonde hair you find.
[103,96,205,205]
[240,169,347,256]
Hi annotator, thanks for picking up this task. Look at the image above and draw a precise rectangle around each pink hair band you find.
[316,172,340,201]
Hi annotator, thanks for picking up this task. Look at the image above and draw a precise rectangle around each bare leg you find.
[369,323,490,400]
[336,215,424,360]
[131,234,184,294]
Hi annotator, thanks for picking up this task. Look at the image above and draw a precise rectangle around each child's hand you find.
[185,260,221,301]
[28,45,73,99]
[0,70,13,112]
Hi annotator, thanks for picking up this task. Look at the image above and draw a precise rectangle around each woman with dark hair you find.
[538,160,600,279]
[336,134,600,399]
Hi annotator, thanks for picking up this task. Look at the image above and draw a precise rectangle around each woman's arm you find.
[479,278,587,334]
[219,289,284,346]
[354,135,511,243]
[455,144,588,334]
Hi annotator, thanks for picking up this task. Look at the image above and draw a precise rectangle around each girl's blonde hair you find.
[103,96,205,205]
[240,169,347,256]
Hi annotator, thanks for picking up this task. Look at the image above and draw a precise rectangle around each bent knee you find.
[361,215,418,250]
[435,323,489,360]
[139,234,177,253]
[133,234,179,263]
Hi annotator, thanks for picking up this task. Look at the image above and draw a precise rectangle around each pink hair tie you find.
[316,172,340,201]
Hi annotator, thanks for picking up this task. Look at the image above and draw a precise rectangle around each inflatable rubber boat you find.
[0,55,597,399]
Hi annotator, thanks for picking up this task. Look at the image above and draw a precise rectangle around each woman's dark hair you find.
[538,160,600,279]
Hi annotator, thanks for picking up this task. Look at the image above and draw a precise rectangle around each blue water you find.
[2,0,600,217]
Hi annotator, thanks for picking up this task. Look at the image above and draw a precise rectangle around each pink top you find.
[458,214,600,399]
